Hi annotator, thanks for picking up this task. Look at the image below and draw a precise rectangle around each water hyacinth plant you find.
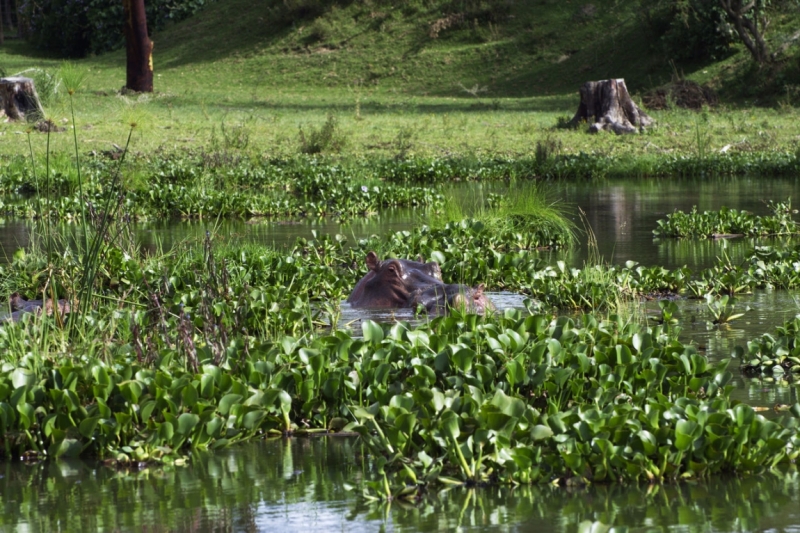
[2,301,800,488]
[739,316,800,376]
[3,153,800,221]
[654,200,799,238]
[1,95,800,500]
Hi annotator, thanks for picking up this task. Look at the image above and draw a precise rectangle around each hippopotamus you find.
[347,251,494,315]
[3,292,74,323]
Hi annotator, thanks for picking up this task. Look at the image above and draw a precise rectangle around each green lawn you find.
[1,0,798,160]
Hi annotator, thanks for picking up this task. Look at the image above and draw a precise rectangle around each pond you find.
[3,437,799,532]
[4,175,800,270]
[2,175,800,531]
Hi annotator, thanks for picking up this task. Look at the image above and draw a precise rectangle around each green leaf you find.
[120,381,142,404]
[452,348,475,374]
[53,438,83,459]
[394,412,417,436]
[140,400,156,422]
[418,450,433,468]
[91,365,111,386]
[199,374,215,399]
[177,413,200,435]
[218,394,243,416]
[159,421,175,442]
[414,364,436,386]
[11,368,35,390]
[675,420,699,452]
[278,390,292,412]
[637,430,658,455]
[362,320,384,344]
[182,384,199,407]
[206,417,224,438]
[440,410,460,440]
[17,402,34,429]
[406,330,429,348]
[490,389,526,418]
[243,410,266,430]
[531,424,554,441]
[79,417,100,439]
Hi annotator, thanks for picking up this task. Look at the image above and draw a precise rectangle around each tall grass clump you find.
[298,114,348,154]
[495,183,575,247]
[433,182,575,249]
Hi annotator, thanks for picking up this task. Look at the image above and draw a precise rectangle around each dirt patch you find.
[34,119,66,133]
[642,79,718,110]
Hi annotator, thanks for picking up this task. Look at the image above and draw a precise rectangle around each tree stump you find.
[570,79,653,134]
[0,77,45,121]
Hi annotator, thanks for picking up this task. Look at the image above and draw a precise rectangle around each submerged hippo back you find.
[348,251,444,308]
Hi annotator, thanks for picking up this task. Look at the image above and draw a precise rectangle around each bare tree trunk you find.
[0,77,45,121]
[570,79,653,134]
[123,0,154,92]
[718,0,771,64]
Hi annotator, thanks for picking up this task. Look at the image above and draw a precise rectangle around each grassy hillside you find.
[150,0,663,97]
[0,0,798,159]
[149,0,800,99]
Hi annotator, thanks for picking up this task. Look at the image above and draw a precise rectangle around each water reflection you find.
[1,438,799,532]
[551,176,800,269]
[338,291,529,329]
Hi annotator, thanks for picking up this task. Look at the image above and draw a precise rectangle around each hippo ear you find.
[366,251,380,271]
[418,254,424,263]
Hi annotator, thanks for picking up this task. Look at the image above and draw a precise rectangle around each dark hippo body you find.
[347,251,494,315]
[3,292,74,323]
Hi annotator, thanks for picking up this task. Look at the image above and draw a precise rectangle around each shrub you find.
[638,0,735,61]
[298,114,348,154]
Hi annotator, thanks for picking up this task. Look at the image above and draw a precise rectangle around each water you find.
[4,176,800,531]
[2,437,799,532]
[5,176,800,269]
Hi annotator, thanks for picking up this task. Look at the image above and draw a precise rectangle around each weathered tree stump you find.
[570,79,653,134]
[0,77,45,121]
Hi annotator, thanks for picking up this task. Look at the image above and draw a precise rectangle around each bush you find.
[298,115,348,154]
[638,0,735,62]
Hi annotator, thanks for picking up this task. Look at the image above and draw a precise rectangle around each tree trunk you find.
[123,0,154,93]
[718,0,771,64]
[570,79,653,134]
[0,77,44,121]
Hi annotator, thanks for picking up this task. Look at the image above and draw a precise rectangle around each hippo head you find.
[347,251,444,308]
[414,283,496,315]
[8,292,25,311]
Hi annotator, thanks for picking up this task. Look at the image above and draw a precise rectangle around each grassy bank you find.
[1,0,799,160]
